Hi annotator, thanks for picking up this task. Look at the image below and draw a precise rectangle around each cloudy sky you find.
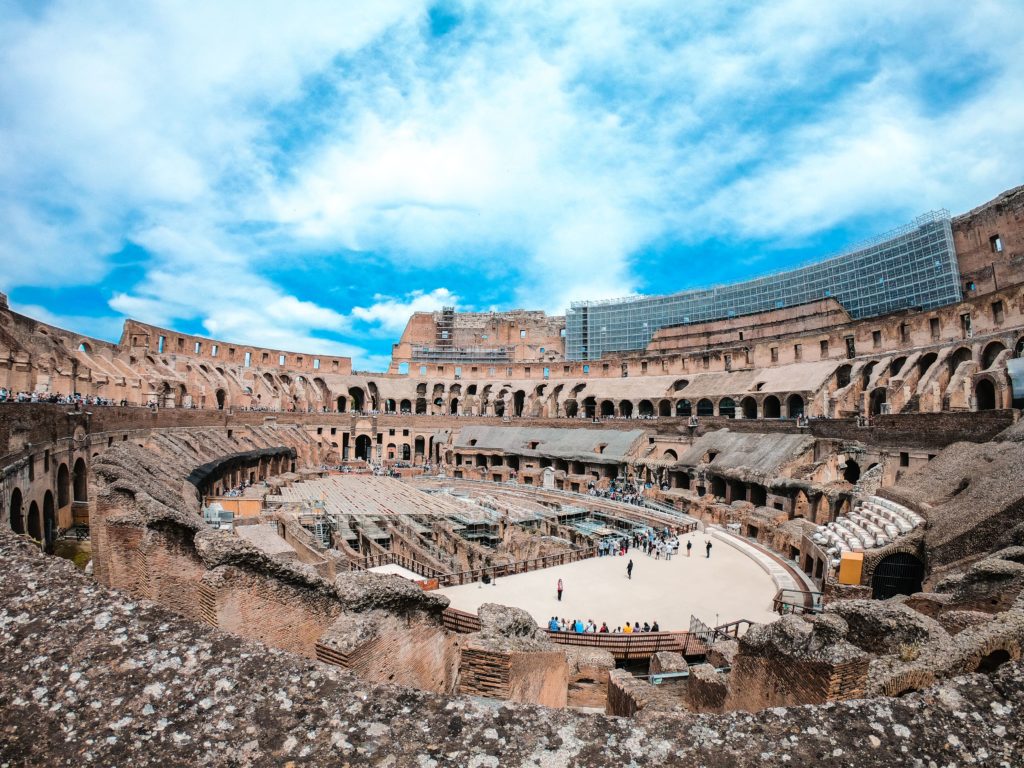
[2,1,1023,370]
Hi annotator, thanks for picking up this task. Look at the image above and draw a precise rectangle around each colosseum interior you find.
[3,186,1024,764]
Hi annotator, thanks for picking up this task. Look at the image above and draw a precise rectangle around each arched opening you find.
[740,397,757,419]
[861,360,878,388]
[976,649,1013,673]
[662,449,677,462]
[843,459,861,484]
[890,357,907,377]
[9,488,24,535]
[658,399,672,417]
[43,491,56,552]
[562,400,577,418]
[354,435,372,461]
[57,463,70,508]
[976,379,997,410]
[696,398,715,417]
[402,444,411,461]
[513,390,526,417]
[27,500,41,540]
[763,395,781,418]
[414,436,425,459]
[917,352,938,379]
[638,399,654,417]
[673,379,689,392]
[785,394,804,418]
[582,396,596,419]
[835,364,852,388]
[216,389,226,410]
[450,398,459,414]
[73,458,88,502]
[718,397,736,419]
[385,399,396,413]
[619,400,633,418]
[400,399,411,413]
[982,341,1007,370]
[869,387,887,415]
[676,399,692,417]
[947,347,974,377]
[1015,337,1024,358]
[78,341,92,353]
[871,552,925,599]
[600,400,615,417]
[415,398,427,414]
[348,387,365,412]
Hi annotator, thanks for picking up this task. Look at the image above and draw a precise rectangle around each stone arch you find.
[662,449,678,462]
[402,444,411,461]
[414,436,425,458]
[982,341,1007,370]
[975,378,997,410]
[400,399,411,413]
[216,389,227,410]
[600,400,615,417]
[947,346,974,376]
[43,490,56,551]
[869,387,887,415]
[1015,336,1024,358]
[658,399,672,417]
[564,400,578,418]
[718,397,736,419]
[917,352,938,378]
[740,396,757,419]
[974,646,1018,673]
[513,390,526,417]
[354,435,372,461]
[889,357,907,377]
[385,399,396,413]
[450,398,459,415]
[27,500,41,540]
[696,398,714,417]
[843,459,861,483]
[582,396,596,418]
[762,395,781,418]
[619,400,633,418]
[638,399,654,417]
[348,387,365,412]
[73,457,88,502]
[675,399,692,417]
[9,488,24,535]
[835,364,852,388]
[871,552,925,599]
[785,393,804,418]
[861,360,879,387]
[57,463,71,509]
[672,379,689,392]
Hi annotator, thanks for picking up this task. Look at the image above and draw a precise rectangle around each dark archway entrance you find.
[976,379,996,410]
[57,463,71,508]
[843,459,861,484]
[73,458,88,502]
[696,398,714,417]
[513,390,525,417]
[9,488,24,534]
[354,435,372,461]
[763,395,781,418]
[27,500,41,540]
[348,388,365,412]
[43,491,56,552]
[872,552,925,599]
[786,394,804,418]
[216,389,226,410]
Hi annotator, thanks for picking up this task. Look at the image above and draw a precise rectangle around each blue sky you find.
[2,0,1023,371]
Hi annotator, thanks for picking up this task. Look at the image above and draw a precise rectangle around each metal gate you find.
[871,552,924,599]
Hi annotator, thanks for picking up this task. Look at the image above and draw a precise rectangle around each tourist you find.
[599,621,609,633]
[706,540,712,558]
[623,622,633,633]
[548,616,560,632]
[642,621,650,632]
[573,618,584,633]
[626,559,633,579]
[651,620,660,632]
[686,540,692,557]
[557,577,564,601]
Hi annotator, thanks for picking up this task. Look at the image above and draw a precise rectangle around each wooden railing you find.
[440,607,751,661]
[349,547,600,587]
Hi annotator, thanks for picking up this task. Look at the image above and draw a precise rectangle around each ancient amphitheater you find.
[4,186,1024,765]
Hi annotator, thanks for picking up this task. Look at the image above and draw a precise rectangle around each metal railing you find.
[772,587,824,615]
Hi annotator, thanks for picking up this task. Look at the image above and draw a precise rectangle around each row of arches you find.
[8,457,88,550]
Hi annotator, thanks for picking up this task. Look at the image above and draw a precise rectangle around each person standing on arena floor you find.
[687,539,692,557]
[706,540,712,558]
[626,559,634,579]
[557,577,563,601]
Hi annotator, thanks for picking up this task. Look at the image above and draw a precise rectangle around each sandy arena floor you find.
[437,534,780,631]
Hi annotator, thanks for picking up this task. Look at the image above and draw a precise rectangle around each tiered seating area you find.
[812,495,924,567]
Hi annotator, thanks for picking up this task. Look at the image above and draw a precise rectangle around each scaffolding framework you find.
[565,211,960,360]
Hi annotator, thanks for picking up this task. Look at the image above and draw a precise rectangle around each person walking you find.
[706,540,712,558]
[557,577,564,601]
[686,540,692,557]
[626,559,634,580]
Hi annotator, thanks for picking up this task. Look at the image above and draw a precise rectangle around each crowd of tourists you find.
[0,388,120,406]
[546,616,662,634]
[586,479,647,506]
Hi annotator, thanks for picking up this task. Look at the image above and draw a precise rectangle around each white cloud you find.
[351,288,458,335]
